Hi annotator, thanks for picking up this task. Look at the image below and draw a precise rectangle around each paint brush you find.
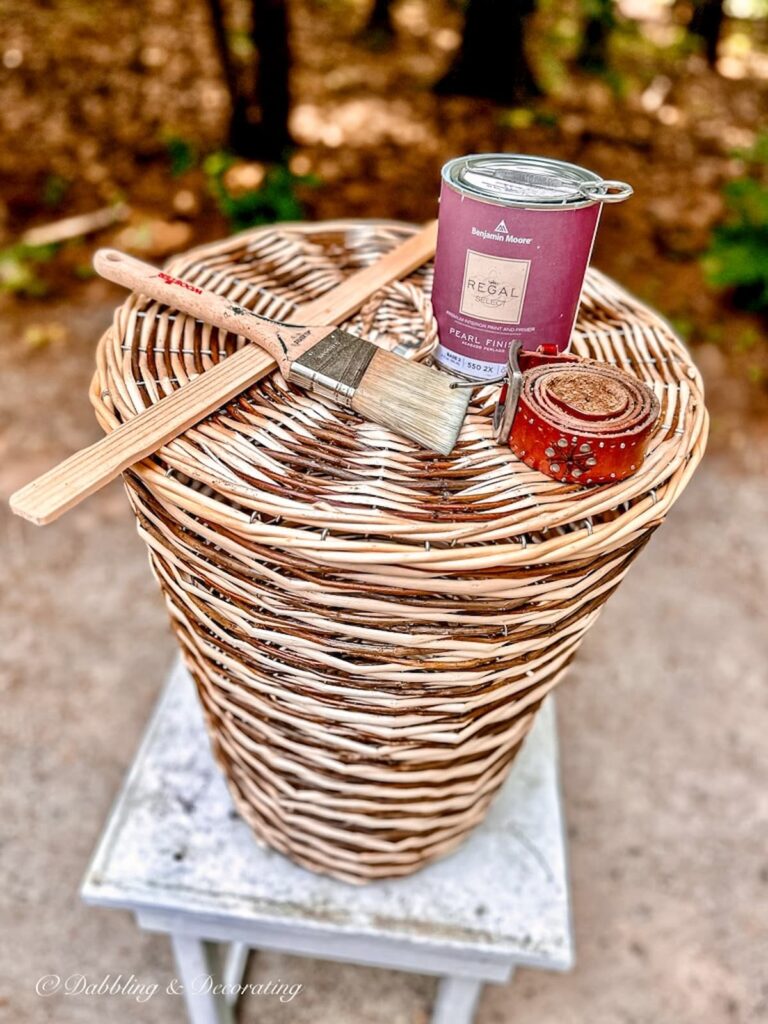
[9,224,441,526]
[93,249,469,456]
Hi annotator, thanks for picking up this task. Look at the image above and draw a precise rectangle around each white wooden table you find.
[82,661,573,1024]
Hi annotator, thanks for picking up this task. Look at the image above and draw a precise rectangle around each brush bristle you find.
[351,349,470,455]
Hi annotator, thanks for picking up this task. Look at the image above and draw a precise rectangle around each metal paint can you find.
[432,154,633,380]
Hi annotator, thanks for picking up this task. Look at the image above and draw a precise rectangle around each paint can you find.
[432,154,633,381]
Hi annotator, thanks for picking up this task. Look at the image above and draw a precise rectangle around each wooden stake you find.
[21,204,130,247]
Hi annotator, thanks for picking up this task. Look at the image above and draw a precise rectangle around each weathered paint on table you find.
[82,660,573,1024]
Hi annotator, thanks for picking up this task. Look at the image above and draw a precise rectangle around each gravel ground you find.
[0,294,766,1024]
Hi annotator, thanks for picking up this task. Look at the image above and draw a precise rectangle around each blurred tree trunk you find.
[359,0,396,48]
[576,0,616,74]
[205,0,292,160]
[206,0,240,108]
[366,0,395,35]
[689,0,725,68]
[435,0,541,103]
[247,0,291,157]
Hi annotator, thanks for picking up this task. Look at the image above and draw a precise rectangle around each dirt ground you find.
[2,0,768,423]
[1,286,766,1023]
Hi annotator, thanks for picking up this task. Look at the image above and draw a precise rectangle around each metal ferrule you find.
[288,328,376,407]
[288,363,357,406]
[492,341,524,444]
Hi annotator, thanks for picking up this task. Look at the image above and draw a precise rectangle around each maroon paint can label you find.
[432,155,632,380]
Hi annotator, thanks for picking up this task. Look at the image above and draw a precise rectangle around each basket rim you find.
[90,218,708,568]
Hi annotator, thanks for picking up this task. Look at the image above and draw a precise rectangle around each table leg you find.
[431,976,483,1024]
[222,942,251,1006]
[171,934,236,1024]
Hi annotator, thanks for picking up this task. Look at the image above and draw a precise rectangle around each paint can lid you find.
[443,154,633,209]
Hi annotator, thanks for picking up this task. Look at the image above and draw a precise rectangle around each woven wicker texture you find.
[91,220,707,883]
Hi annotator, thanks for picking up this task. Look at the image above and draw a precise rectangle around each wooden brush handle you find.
[10,221,438,525]
[93,249,330,374]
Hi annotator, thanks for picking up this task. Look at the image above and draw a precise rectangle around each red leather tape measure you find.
[492,343,660,485]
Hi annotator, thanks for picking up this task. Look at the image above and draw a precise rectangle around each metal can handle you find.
[578,180,634,204]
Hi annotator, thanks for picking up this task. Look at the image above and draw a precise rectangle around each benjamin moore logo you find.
[470,225,532,244]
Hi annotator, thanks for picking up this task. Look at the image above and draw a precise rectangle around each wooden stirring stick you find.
[10,221,438,526]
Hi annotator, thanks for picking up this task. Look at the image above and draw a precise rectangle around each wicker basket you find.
[91,220,707,883]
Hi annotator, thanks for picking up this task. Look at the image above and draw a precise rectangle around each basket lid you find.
[91,220,703,568]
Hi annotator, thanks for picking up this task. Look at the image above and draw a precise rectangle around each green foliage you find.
[41,174,70,209]
[228,29,255,60]
[703,134,768,313]
[534,2,576,93]
[669,315,694,341]
[0,243,58,297]
[535,0,635,94]
[736,131,768,164]
[724,0,768,19]
[580,0,613,18]
[160,140,320,231]
[202,151,318,232]
[734,326,760,352]
[578,0,617,63]
[499,107,558,130]
[163,135,199,178]
[602,66,629,98]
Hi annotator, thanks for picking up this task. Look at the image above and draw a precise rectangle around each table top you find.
[82,661,573,970]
